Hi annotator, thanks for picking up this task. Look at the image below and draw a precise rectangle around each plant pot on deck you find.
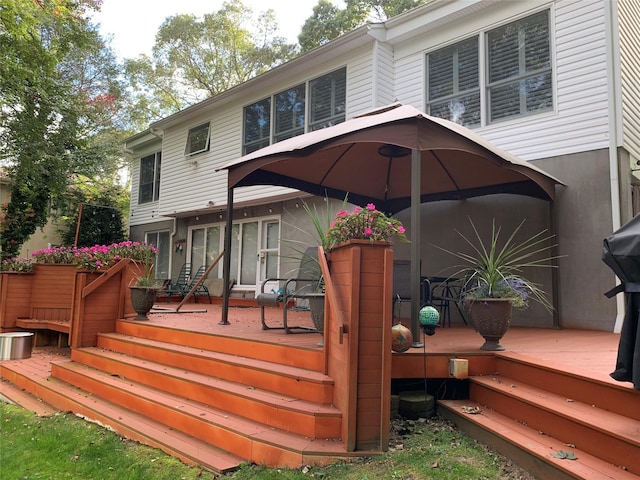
[307,292,325,346]
[128,286,159,320]
[467,298,512,351]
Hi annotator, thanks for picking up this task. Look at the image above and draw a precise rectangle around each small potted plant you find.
[434,217,557,351]
[126,242,162,320]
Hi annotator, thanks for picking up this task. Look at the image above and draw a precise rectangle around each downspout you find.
[604,0,625,333]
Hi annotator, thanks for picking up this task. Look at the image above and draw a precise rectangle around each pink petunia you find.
[364,227,373,235]
[366,203,376,211]
[398,226,406,234]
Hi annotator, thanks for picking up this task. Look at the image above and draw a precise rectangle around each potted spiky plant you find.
[434,218,557,351]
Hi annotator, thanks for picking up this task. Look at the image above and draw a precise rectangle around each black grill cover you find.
[603,214,640,389]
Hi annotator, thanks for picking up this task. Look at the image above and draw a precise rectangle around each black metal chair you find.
[186,265,212,304]
[164,263,191,303]
[256,247,321,334]
[392,260,431,322]
[428,276,467,327]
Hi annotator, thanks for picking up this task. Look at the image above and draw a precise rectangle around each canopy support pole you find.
[220,187,234,325]
[410,149,423,347]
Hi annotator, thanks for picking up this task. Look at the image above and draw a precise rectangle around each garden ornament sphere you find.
[419,305,440,336]
[391,322,413,353]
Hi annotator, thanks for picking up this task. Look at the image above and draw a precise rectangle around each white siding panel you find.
[374,41,396,106]
[345,46,375,115]
[619,0,640,159]
[394,54,424,107]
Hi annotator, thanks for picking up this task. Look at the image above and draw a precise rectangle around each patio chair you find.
[256,246,321,334]
[164,263,192,303]
[392,260,431,323]
[428,276,467,327]
[183,265,212,304]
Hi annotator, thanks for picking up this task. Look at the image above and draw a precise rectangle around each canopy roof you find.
[221,104,562,213]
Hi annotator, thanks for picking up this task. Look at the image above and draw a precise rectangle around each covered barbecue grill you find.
[603,214,640,389]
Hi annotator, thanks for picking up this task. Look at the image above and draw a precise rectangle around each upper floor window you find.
[138,152,161,204]
[185,122,210,156]
[427,37,480,127]
[487,10,552,123]
[243,67,346,155]
[426,10,551,127]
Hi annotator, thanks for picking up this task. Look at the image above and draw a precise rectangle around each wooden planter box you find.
[324,240,394,452]
[0,272,33,330]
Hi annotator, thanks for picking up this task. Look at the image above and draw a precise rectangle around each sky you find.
[92,0,334,59]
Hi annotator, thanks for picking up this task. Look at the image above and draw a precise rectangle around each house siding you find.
[391,0,611,161]
[618,0,640,160]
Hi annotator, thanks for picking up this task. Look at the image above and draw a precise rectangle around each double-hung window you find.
[185,122,210,156]
[242,67,346,154]
[138,152,161,204]
[427,37,480,127]
[426,10,552,127]
[487,10,552,123]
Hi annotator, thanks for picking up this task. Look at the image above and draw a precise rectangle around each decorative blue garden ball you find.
[419,305,440,327]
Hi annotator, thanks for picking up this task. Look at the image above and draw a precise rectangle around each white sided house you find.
[125,0,640,332]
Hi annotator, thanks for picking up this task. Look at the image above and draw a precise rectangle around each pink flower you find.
[398,226,406,234]
[364,227,373,235]
[337,210,347,217]
[366,203,376,211]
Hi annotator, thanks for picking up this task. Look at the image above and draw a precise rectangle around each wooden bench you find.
[15,318,70,347]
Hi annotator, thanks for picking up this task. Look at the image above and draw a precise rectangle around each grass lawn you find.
[0,402,534,479]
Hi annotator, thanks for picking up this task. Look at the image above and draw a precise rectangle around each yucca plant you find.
[434,217,559,311]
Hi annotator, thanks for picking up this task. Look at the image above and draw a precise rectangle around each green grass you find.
[0,403,533,480]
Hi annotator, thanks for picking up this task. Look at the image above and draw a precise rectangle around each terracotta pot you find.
[128,286,159,320]
[468,298,512,351]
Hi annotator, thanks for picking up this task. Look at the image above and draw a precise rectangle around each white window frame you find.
[242,67,346,155]
[144,230,170,280]
[425,9,552,128]
[138,151,161,204]
[184,122,211,156]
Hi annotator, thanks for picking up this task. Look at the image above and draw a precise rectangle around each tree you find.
[298,0,429,53]
[0,0,128,259]
[124,0,298,121]
[57,177,128,247]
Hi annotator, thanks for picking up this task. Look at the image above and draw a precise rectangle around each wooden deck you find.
[2,301,638,479]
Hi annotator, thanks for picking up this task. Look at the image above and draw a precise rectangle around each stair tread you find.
[0,379,59,416]
[54,359,345,453]
[473,374,640,445]
[439,399,639,480]
[6,364,243,473]
[99,332,332,384]
[77,346,340,416]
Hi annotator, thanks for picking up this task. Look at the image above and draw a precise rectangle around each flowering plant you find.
[434,218,557,310]
[325,203,408,250]
[26,241,159,281]
[1,257,33,272]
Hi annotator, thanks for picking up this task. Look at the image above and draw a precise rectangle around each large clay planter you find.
[128,286,159,320]
[467,298,513,351]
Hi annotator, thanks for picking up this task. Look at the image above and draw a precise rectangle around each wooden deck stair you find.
[1,319,350,473]
[439,352,640,480]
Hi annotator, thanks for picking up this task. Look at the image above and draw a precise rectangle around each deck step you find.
[68,346,342,438]
[0,378,59,416]
[50,359,349,467]
[96,332,334,404]
[439,400,639,480]
[469,374,640,474]
[495,353,640,421]
[0,358,242,473]
[115,321,324,371]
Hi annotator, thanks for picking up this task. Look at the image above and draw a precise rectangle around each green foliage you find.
[1,403,533,480]
[325,203,408,250]
[0,403,208,480]
[57,177,128,247]
[298,0,429,52]
[124,0,298,119]
[0,1,129,260]
[433,218,558,310]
